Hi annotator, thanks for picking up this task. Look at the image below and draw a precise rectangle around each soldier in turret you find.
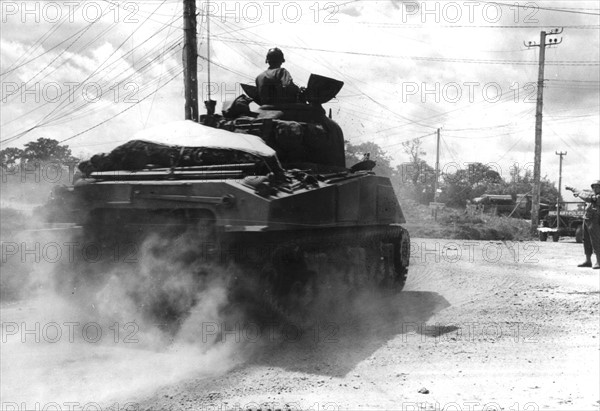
[566,180,600,269]
[255,48,300,105]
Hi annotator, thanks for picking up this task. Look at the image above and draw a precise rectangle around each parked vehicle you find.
[538,202,585,242]
[471,194,549,219]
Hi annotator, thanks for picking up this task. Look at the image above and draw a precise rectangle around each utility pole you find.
[433,128,441,220]
[183,0,199,121]
[555,151,566,230]
[206,0,211,102]
[204,0,216,116]
[524,28,563,233]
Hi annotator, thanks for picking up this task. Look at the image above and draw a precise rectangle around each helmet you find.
[591,180,600,188]
[266,47,285,64]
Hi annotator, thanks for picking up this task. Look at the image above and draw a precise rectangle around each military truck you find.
[538,202,585,242]
[472,194,515,216]
[471,193,548,219]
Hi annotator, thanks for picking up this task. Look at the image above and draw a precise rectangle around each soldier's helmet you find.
[266,48,285,64]
[591,180,600,188]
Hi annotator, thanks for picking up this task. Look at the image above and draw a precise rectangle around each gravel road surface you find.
[1,238,599,411]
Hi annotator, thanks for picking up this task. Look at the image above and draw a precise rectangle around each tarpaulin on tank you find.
[132,120,275,157]
[77,120,276,175]
[78,140,263,175]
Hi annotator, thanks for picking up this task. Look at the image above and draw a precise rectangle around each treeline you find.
[0,138,79,205]
[345,138,559,208]
[0,138,79,166]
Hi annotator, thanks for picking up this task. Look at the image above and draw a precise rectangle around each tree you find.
[395,160,436,203]
[501,166,558,204]
[393,138,436,204]
[539,177,560,205]
[439,162,503,207]
[401,138,426,166]
[22,138,78,164]
[0,147,24,165]
[345,140,394,177]
[399,138,429,186]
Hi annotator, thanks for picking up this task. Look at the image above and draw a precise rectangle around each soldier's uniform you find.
[255,48,299,106]
[256,67,299,105]
[572,180,600,269]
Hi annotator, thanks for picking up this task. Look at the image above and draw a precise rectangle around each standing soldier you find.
[255,48,300,105]
[566,180,600,269]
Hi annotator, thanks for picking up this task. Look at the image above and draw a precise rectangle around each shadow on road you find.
[247,290,451,378]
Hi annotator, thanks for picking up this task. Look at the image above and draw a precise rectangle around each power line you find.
[0,4,105,77]
[216,23,441,135]
[144,1,181,127]
[1,33,182,136]
[36,0,169,126]
[58,68,182,144]
[2,20,118,105]
[370,82,537,137]
[483,1,600,16]
[549,79,600,83]
[44,46,182,128]
[362,23,600,29]
[0,3,86,77]
[1,1,174,144]
[378,131,438,151]
[496,135,527,162]
[1,33,182,131]
[210,35,599,66]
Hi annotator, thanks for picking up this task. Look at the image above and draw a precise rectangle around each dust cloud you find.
[1,179,447,409]
[1,222,251,409]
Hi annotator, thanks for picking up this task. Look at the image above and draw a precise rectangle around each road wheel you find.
[393,232,410,290]
[261,245,316,321]
[363,235,408,292]
[539,232,548,242]
[575,225,583,243]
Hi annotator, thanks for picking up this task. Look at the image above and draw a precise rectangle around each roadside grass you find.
[400,199,535,241]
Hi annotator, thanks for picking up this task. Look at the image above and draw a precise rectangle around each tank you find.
[49,75,410,318]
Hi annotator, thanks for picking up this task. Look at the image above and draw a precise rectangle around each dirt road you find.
[1,238,599,411]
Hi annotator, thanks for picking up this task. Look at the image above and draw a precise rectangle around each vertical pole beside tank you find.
[203,0,216,116]
[433,128,441,220]
[183,0,199,121]
[207,0,211,102]
[555,151,567,231]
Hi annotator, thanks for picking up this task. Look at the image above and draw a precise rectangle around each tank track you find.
[223,225,410,321]
[74,217,410,324]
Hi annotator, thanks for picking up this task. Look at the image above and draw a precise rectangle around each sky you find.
[1,0,599,200]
